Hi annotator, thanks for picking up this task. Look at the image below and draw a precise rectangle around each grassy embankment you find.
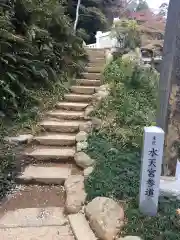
[85,58,180,240]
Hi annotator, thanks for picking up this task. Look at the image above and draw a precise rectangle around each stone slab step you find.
[88,56,105,63]
[40,120,85,133]
[64,93,92,102]
[82,72,101,80]
[47,110,84,120]
[68,213,96,240]
[86,49,105,56]
[86,66,104,73]
[0,207,67,228]
[0,226,74,240]
[16,165,71,184]
[87,54,105,60]
[86,47,105,51]
[88,62,105,67]
[57,102,89,111]
[70,86,96,95]
[76,79,101,86]
[26,147,75,160]
[34,134,76,146]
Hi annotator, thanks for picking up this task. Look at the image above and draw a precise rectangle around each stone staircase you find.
[0,48,106,239]
[17,48,105,185]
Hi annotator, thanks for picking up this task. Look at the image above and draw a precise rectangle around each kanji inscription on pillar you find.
[139,126,165,216]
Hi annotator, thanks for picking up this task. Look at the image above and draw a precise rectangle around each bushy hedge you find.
[94,58,159,148]
[0,0,87,115]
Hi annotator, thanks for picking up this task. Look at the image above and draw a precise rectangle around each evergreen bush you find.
[0,0,87,115]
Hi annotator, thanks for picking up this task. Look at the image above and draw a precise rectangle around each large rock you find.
[105,49,113,64]
[85,197,124,240]
[76,131,88,142]
[79,121,92,133]
[92,84,110,107]
[68,213,96,240]
[96,84,109,98]
[77,141,88,152]
[83,166,94,179]
[91,117,102,130]
[64,175,86,214]
[84,105,94,119]
[118,237,142,240]
[98,84,110,93]
[98,90,109,99]
[92,93,103,107]
[74,152,94,169]
[160,176,180,200]
[122,48,142,65]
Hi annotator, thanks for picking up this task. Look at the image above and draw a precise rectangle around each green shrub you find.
[0,0,87,199]
[84,59,180,239]
[94,58,159,148]
[0,0,87,115]
[86,58,159,200]
[111,19,141,51]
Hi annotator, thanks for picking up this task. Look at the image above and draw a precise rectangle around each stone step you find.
[87,54,105,60]
[70,86,96,95]
[86,49,105,57]
[86,66,104,73]
[76,79,101,86]
[40,120,85,133]
[0,226,74,240]
[26,147,75,161]
[64,93,92,102]
[34,134,76,146]
[88,56,105,63]
[86,47,105,51]
[68,213,96,240]
[88,60,105,65]
[82,72,101,80]
[56,102,88,111]
[0,207,67,228]
[16,165,71,184]
[47,110,84,120]
[0,207,74,239]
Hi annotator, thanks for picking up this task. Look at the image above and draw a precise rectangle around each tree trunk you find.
[74,0,81,33]
[156,0,180,176]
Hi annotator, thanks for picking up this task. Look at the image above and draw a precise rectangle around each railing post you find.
[96,31,102,48]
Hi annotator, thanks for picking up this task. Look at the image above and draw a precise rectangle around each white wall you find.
[87,18,121,49]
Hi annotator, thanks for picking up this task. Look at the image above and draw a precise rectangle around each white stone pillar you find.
[139,126,165,216]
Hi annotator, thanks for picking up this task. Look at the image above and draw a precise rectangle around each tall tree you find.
[73,0,81,32]
[67,0,125,43]
[67,0,107,43]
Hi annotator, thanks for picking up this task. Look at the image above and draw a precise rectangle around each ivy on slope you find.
[85,59,180,240]
[0,0,87,115]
